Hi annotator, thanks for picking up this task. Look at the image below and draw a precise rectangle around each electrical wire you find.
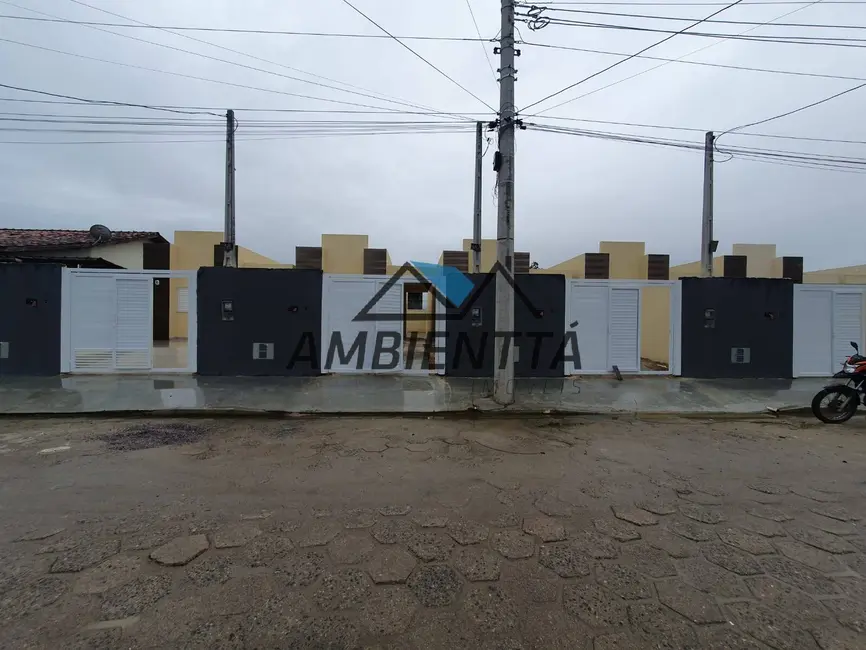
[523,0,824,113]
[532,1,866,5]
[520,0,747,113]
[464,0,499,83]
[338,0,496,112]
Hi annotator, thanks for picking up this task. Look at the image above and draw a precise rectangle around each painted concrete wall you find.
[641,285,671,366]
[600,241,646,279]
[732,244,777,278]
[322,234,368,273]
[461,238,498,272]
[0,264,62,375]
[24,241,145,269]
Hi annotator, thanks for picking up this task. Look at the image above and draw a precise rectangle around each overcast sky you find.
[1,0,864,270]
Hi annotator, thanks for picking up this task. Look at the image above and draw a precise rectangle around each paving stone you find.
[463,584,520,635]
[184,554,233,587]
[0,576,67,618]
[491,530,535,559]
[775,537,845,572]
[500,561,559,603]
[521,607,592,650]
[240,533,295,567]
[277,550,325,587]
[379,504,412,516]
[328,531,376,564]
[789,524,856,554]
[447,519,489,545]
[311,507,333,518]
[37,533,90,555]
[407,531,454,562]
[628,602,700,649]
[702,541,764,575]
[371,518,415,544]
[148,535,208,567]
[73,555,141,594]
[360,586,418,636]
[275,612,361,650]
[412,510,449,528]
[367,547,417,584]
[747,505,795,522]
[407,564,462,607]
[810,627,865,650]
[340,508,378,529]
[122,525,185,551]
[408,611,478,648]
[539,543,590,578]
[490,511,521,528]
[761,556,839,596]
[801,513,861,537]
[678,557,750,598]
[833,575,866,601]
[594,518,640,542]
[592,632,647,650]
[718,527,776,555]
[679,491,724,506]
[822,597,866,633]
[845,553,866,575]
[679,503,727,525]
[313,568,371,611]
[534,494,573,517]
[212,525,261,549]
[569,529,620,559]
[101,574,173,619]
[595,562,654,599]
[749,482,790,496]
[668,519,716,542]
[812,505,860,523]
[636,498,679,515]
[745,576,831,623]
[698,627,776,650]
[50,539,121,573]
[620,542,677,578]
[736,514,789,538]
[655,578,726,624]
[793,487,841,503]
[643,528,698,558]
[297,520,341,547]
[724,601,820,650]
[612,506,658,527]
[522,516,567,542]
[15,527,65,542]
[453,547,501,581]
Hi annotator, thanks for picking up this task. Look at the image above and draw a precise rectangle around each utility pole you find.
[700,131,714,277]
[223,109,237,268]
[494,0,516,405]
[472,121,483,274]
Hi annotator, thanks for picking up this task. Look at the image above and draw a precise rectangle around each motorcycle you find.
[811,341,866,423]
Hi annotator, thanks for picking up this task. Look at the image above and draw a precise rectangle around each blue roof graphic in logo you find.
[410,261,474,308]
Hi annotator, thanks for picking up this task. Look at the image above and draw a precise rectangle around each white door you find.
[71,274,116,371]
[567,284,609,373]
[115,278,153,370]
[323,278,374,373]
[609,287,640,371]
[833,292,862,371]
[793,288,832,376]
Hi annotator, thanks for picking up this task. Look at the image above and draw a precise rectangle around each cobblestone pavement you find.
[2,415,866,649]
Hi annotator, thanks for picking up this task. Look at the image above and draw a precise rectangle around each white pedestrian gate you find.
[61,269,197,373]
[321,275,406,373]
[565,279,680,375]
[794,285,865,377]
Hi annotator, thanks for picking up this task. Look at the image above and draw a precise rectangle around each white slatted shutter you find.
[375,279,404,371]
[71,274,116,371]
[177,286,189,313]
[115,278,153,370]
[833,292,862,371]
[609,288,640,371]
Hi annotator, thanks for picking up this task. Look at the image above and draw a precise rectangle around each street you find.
[1,414,865,649]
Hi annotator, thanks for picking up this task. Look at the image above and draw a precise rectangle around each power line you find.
[532,1,866,5]
[520,0,747,112]
[56,0,459,121]
[338,0,496,112]
[524,0,824,112]
[464,0,499,82]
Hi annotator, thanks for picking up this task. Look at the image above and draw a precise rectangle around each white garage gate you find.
[60,269,197,373]
[793,285,865,377]
[564,279,680,375]
[321,274,407,374]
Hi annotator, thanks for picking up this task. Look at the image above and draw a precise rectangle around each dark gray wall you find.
[197,267,323,376]
[444,273,566,378]
[681,277,794,379]
[0,264,62,376]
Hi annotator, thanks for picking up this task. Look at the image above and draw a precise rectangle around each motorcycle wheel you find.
[812,387,858,424]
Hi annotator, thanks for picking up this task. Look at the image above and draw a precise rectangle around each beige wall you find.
[600,241,646,280]
[805,264,866,285]
[732,244,776,277]
[25,241,145,268]
[537,254,585,278]
[641,286,671,365]
[670,257,726,279]
[461,238,498,272]
[322,234,368,273]
[404,288,436,338]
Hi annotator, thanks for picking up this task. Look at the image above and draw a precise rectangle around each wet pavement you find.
[0,374,828,416]
[2,414,866,648]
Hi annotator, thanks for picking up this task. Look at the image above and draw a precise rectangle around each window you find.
[177,287,189,313]
[407,292,423,310]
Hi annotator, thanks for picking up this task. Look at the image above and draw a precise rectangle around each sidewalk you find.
[0,374,826,417]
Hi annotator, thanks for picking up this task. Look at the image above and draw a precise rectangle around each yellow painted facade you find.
[322,234,369,274]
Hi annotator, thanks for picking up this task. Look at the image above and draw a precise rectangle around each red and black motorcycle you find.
[812,342,866,423]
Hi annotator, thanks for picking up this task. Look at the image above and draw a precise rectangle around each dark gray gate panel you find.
[0,264,61,376]
[197,267,322,376]
[681,277,793,379]
[444,273,494,377]
[515,274,565,377]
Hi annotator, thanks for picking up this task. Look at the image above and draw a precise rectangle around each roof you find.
[0,255,124,269]
[0,228,167,252]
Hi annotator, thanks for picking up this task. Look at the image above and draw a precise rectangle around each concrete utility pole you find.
[700,130,714,277]
[223,109,237,268]
[494,0,516,405]
[472,121,483,274]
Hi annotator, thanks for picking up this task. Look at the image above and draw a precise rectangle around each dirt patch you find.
[103,422,208,451]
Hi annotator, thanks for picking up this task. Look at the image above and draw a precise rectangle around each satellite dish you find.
[89,224,112,244]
